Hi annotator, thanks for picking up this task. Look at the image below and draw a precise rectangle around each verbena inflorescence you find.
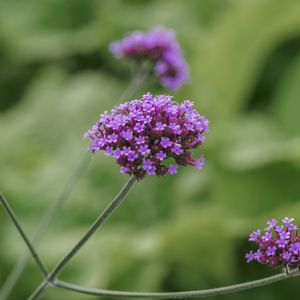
[246,218,300,268]
[84,93,208,180]
[110,27,189,91]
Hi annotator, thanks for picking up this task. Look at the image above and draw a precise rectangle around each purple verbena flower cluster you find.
[84,93,208,180]
[110,27,189,91]
[246,218,300,268]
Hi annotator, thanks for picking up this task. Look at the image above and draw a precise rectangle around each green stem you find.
[54,272,299,299]
[119,61,152,102]
[0,153,90,300]
[0,193,48,277]
[1,66,149,300]
[28,176,136,300]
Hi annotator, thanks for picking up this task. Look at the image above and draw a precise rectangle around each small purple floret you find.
[246,251,255,263]
[160,137,172,149]
[156,151,166,161]
[168,164,177,175]
[194,157,205,171]
[266,246,276,256]
[267,219,277,229]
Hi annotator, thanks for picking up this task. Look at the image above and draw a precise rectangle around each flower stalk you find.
[0,68,149,300]
[119,61,152,103]
[54,271,299,299]
[0,154,90,300]
[28,176,136,300]
[1,191,300,300]
[0,193,48,278]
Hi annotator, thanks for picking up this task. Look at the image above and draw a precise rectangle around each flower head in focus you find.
[84,93,208,180]
[246,218,300,269]
[110,27,189,91]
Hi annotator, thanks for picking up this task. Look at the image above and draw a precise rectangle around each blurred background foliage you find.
[1,0,300,299]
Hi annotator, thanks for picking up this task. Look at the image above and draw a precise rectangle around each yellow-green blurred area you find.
[1,0,300,299]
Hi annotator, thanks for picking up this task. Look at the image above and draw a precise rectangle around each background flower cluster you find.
[110,27,189,91]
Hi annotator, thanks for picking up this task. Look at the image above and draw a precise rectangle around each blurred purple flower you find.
[246,251,255,263]
[110,27,189,91]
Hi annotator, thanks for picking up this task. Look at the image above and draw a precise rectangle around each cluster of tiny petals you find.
[84,93,208,180]
[110,27,189,91]
[246,218,300,268]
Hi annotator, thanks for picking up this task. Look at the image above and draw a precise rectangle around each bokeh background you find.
[1,0,300,299]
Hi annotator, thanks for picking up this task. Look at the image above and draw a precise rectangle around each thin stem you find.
[0,193,48,277]
[28,176,136,300]
[54,271,299,299]
[0,153,90,300]
[32,154,91,243]
[1,65,148,299]
[119,61,152,102]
